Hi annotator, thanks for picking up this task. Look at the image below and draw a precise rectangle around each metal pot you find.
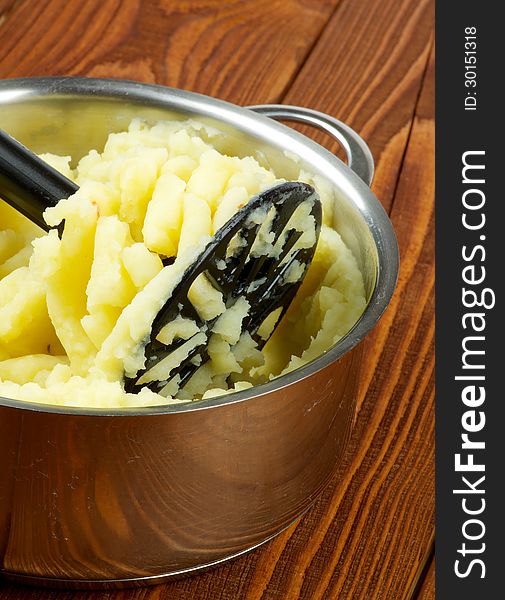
[0,78,399,589]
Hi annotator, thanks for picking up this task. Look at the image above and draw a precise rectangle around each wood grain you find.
[0,0,435,597]
[0,0,18,13]
[0,0,18,24]
[0,0,340,104]
[282,0,433,218]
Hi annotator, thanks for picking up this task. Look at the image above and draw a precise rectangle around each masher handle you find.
[0,129,78,231]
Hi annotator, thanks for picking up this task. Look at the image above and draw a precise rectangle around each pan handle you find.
[247,104,374,187]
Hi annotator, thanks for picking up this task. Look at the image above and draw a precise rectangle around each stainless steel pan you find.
[0,78,399,588]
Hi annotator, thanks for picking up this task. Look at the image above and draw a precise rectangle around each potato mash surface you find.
[0,119,366,408]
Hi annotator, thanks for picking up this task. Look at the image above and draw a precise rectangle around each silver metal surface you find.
[0,77,399,588]
[248,104,375,186]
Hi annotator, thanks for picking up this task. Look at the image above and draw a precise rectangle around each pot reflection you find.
[1,345,360,585]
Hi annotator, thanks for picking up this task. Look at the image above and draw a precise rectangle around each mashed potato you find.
[0,119,366,408]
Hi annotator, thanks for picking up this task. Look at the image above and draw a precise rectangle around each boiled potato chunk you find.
[186,149,238,212]
[0,354,68,385]
[43,195,98,374]
[156,315,200,346]
[38,153,74,180]
[142,173,186,257]
[178,193,226,321]
[207,334,241,375]
[81,306,122,349]
[167,129,209,161]
[161,156,197,182]
[0,245,33,279]
[118,149,168,238]
[0,267,62,357]
[121,243,163,289]
[202,380,253,400]
[86,216,136,309]
[212,187,249,233]
[178,192,212,251]
[226,156,278,196]
[211,296,250,345]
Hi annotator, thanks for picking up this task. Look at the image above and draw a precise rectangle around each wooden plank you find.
[0,0,18,24]
[331,42,434,600]
[0,0,340,104]
[282,0,434,214]
[0,0,18,13]
[415,557,435,600]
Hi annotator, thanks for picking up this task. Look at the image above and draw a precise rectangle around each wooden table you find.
[0,0,435,598]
